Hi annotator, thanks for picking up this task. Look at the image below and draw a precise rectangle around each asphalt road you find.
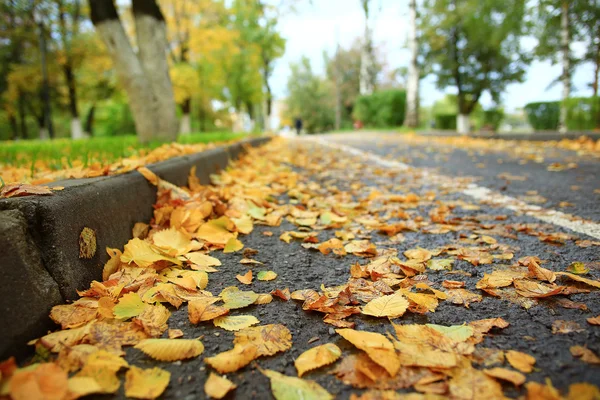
[46,134,600,399]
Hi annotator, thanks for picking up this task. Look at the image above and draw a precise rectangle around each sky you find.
[269,0,595,113]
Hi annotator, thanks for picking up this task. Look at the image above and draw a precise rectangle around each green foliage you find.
[352,90,406,128]
[482,109,505,130]
[524,102,560,130]
[434,114,457,130]
[564,97,600,130]
[285,57,335,133]
[422,0,529,115]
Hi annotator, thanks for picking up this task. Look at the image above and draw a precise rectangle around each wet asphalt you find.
[84,135,600,399]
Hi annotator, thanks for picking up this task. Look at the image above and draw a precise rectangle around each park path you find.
[8,134,600,399]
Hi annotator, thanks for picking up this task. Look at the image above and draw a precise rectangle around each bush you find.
[353,89,406,128]
[434,114,457,130]
[524,101,560,130]
[564,97,600,130]
[482,108,504,130]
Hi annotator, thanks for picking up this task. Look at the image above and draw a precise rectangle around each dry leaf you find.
[294,343,342,377]
[224,237,244,253]
[134,339,204,361]
[236,270,253,285]
[445,289,482,308]
[587,316,600,325]
[9,363,68,400]
[552,320,584,334]
[257,270,278,281]
[234,324,292,356]
[336,328,400,377]
[570,346,600,364]
[506,350,536,373]
[556,272,600,289]
[221,287,259,309]
[213,315,260,331]
[261,368,333,400]
[362,293,409,318]
[205,344,258,373]
[124,366,170,399]
[204,372,236,399]
[483,367,526,386]
[189,297,229,323]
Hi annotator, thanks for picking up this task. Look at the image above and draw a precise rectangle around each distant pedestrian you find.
[294,117,303,136]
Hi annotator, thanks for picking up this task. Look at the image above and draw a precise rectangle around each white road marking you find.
[302,136,600,240]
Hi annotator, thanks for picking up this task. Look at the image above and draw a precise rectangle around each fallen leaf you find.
[427,259,453,271]
[189,297,229,323]
[336,328,400,377]
[205,344,258,373]
[152,228,193,256]
[271,288,291,301]
[234,324,292,356]
[448,366,504,399]
[9,363,68,400]
[236,270,253,285]
[213,315,260,331]
[484,367,526,386]
[570,346,600,364]
[0,183,53,198]
[404,248,432,262]
[567,383,600,400]
[294,343,342,377]
[261,368,333,400]
[121,238,181,268]
[204,372,237,399]
[566,262,590,275]
[168,329,183,339]
[134,339,204,361]
[113,292,146,320]
[445,289,482,308]
[525,380,562,400]
[134,304,170,337]
[587,316,600,325]
[221,287,259,309]
[506,350,536,373]
[556,272,600,289]
[196,217,236,245]
[124,366,170,399]
[442,280,465,289]
[552,320,584,334]
[362,293,409,318]
[257,270,278,281]
[49,303,97,329]
[185,252,221,269]
[513,279,566,298]
[224,237,244,253]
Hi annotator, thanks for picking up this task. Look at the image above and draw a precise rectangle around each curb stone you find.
[0,136,270,360]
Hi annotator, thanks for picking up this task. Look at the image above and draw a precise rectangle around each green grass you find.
[0,132,246,172]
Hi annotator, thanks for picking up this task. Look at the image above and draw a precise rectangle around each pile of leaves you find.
[1,138,599,400]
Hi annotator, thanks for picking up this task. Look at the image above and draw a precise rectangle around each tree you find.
[404,0,419,128]
[285,57,335,133]
[578,0,600,127]
[422,0,529,134]
[88,0,178,143]
[359,0,377,95]
[534,0,588,133]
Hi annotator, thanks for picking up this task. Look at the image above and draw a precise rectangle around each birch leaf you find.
[124,366,170,399]
[213,315,260,331]
[362,293,409,318]
[261,369,333,400]
[294,343,342,377]
[204,373,237,399]
[135,339,204,361]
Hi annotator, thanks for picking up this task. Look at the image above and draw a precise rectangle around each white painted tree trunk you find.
[39,127,49,140]
[457,114,470,135]
[360,11,375,95]
[404,0,420,128]
[134,14,178,141]
[559,0,571,134]
[179,113,191,135]
[71,118,85,139]
[94,19,160,143]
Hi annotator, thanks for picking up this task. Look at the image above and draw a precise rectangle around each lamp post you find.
[33,3,54,139]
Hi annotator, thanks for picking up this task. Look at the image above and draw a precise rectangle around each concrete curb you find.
[418,130,600,141]
[0,136,270,360]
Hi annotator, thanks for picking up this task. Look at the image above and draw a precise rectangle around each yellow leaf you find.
[294,343,342,377]
[135,339,204,361]
[220,287,259,309]
[213,315,260,331]
[121,238,181,268]
[135,304,171,338]
[362,293,409,318]
[556,272,600,289]
[189,297,229,323]
[224,237,244,253]
[393,341,457,368]
[204,372,237,399]
[254,294,273,304]
[567,383,600,400]
[335,328,400,377]
[506,350,536,373]
[196,217,236,245]
[403,291,439,312]
[124,366,170,399]
[404,247,432,262]
[261,368,333,400]
[9,363,68,400]
[449,366,504,399]
[75,363,121,394]
[570,346,600,364]
[185,252,221,269]
[233,324,292,356]
[67,376,104,398]
[484,367,526,386]
[50,303,97,329]
[513,280,566,298]
[113,293,146,320]
[205,344,258,373]
[257,270,278,281]
[236,270,253,285]
[152,228,193,256]
[426,324,474,342]
[445,288,483,307]
[232,215,254,234]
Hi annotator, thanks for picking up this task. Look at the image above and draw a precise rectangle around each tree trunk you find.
[37,19,54,139]
[89,0,177,143]
[132,0,178,140]
[360,0,375,96]
[18,92,28,139]
[9,114,19,140]
[404,0,420,128]
[457,114,470,135]
[84,104,95,136]
[37,115,49,140]
[179,98,191,135]
[559,0,571,133]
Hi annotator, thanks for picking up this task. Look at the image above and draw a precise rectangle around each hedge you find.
[482,109,504,130]
[353,89,406,128]
[524,97,600,131]
[434,114,457,130]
